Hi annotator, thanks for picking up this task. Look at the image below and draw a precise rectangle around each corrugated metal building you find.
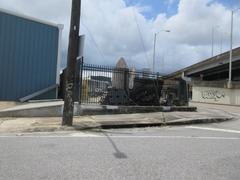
[0,8,63,101]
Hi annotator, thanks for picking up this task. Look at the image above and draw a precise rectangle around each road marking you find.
[0,135,239,140]
[0,132,101,138]
[186,126,240,134]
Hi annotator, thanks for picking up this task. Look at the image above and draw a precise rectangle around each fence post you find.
[74,58,80,102]
[178,79,188,106]
[124,69,129,96]
[79,57,84,104]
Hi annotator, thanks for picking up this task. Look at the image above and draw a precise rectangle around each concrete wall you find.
[192,86,240,105]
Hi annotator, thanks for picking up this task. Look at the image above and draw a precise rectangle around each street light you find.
[152,30,170,72]
[228,8,240,88]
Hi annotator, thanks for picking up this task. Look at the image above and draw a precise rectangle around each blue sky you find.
[125,0,179,18]
[125,0,240,19]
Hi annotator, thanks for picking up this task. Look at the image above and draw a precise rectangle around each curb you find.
[0,117,233,133]
[164,117,233,126]
[84,117,233,130]
[0,104,197,117]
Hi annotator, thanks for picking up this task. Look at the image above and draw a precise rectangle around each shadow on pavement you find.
[103,133,128,159]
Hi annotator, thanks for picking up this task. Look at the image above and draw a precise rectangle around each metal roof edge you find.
[0,8,64,29]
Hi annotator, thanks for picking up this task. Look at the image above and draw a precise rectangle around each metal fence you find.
[74,60,163,106]
[59,60,189,106]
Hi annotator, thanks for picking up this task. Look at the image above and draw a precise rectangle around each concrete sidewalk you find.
[190,102,240,116]
[0,101,20,110]
[0,101,197,117]
[0,109,233,133]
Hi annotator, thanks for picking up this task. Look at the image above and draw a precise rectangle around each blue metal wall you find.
[0,11,59,101]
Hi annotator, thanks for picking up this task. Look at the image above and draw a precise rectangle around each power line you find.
[132,7,151,69]
[81,19,107,62]
[131,8,162,100]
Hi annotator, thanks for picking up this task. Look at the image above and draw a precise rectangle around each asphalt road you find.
[1,118,240,180]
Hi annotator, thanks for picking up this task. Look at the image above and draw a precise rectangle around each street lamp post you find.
[152,30,170,72]
[228,8,240,88]
[152,33,157,72]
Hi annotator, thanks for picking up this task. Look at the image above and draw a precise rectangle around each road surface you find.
[1,118,240,180]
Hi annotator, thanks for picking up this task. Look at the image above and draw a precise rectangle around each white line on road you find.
[186,126,240,134]
[0,135,239,140]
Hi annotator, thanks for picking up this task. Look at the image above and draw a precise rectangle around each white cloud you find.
[0,0,239,74]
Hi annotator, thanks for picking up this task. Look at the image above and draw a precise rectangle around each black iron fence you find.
[59,60,188,106]
[79,61,163,105]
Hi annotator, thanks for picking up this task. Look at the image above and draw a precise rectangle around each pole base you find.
[227,81,232,89]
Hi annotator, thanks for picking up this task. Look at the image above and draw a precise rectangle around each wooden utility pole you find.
[62,0,81,126]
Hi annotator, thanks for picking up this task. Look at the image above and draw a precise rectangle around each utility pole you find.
[228,10,234,89]
[62,0,81,126]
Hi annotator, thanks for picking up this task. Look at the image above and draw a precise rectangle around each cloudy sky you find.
[0,0,240,74]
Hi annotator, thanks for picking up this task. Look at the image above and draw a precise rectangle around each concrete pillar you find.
[112,57,129,90]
